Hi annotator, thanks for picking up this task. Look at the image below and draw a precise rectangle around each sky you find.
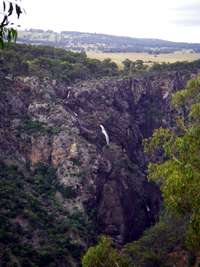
[13,0,200,43]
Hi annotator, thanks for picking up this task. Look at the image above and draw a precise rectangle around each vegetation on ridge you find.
[1,43,200,84]
[0,44,119,83]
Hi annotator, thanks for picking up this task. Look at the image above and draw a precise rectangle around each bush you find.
[124,214,187,267]
[82,236,130,267]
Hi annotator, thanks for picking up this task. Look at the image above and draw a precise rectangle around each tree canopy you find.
[144,76,200,250]
[82,236,130,267]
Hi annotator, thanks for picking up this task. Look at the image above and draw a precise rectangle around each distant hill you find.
[18,29,200,54]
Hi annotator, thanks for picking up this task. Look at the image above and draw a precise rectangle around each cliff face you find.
[0,70,193,265]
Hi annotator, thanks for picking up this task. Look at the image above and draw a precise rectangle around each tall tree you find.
[144,77,200,250]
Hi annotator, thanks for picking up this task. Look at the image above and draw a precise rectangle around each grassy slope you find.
[87,51,200,67]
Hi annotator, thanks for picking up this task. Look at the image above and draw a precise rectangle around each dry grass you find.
[87,51,200,67]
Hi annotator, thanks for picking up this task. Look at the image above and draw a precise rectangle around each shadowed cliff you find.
[0,66,198,266]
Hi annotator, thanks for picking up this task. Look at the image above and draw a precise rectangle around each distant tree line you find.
[1,43,200,84]
[0,44,119,83]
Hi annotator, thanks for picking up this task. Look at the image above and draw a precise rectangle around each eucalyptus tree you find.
[0,0,23,47]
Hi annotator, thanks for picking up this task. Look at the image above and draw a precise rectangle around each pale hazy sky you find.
[18,0,200,43]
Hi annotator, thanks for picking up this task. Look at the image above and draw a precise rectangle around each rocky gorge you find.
[0,66,198,266]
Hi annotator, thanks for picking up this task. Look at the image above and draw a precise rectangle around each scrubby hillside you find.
[0,44,120,83]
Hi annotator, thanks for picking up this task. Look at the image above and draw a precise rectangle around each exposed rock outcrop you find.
[0,70,195,256]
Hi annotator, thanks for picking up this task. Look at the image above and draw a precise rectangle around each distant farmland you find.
[87,51,200,66]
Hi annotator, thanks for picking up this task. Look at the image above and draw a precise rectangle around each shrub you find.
[82,236,130,267]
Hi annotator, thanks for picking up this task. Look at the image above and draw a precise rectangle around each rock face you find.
[0,71,193,249]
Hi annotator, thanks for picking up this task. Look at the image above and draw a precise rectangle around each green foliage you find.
[57,184,77,199]
[124,214,187,267]
[145,76,200,250]
[82,236,130,267]
[0,48,29,74]
[0,27,17,48]
[150,60,200,74]
[1,43,200,83]
[83,215,187,267]
[0,44,120,82]
[20,119,47,134]
[68,210,95,235]
[19,119,61,135]
[122,58,147,75]
[32,163,57,196]
[0,161,89,266]
[0,1,23,48]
